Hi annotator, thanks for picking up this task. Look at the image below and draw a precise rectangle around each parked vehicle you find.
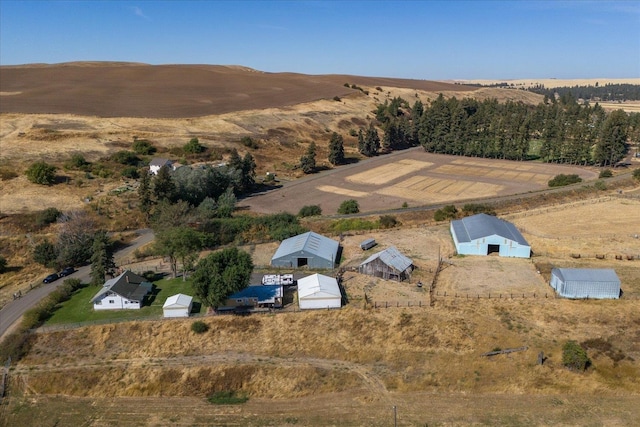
[43,273,59,283]
[59,267,75,277]
[360,238,377,250]
[261,274,294,286]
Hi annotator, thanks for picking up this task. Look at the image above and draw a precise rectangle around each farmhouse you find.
[550,268,621,299]
[219,285,283,311]
[297,273,342,310]
[91,271,153,310]
[358,246,414,281]
[162,293,193,317]
[450,213,531,258]
[149,158,173,175]
[271,231,339,269]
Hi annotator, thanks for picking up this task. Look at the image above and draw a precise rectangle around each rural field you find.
[1,64,640,426]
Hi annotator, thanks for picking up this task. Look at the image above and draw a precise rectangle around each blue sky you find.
[1,1,638,79]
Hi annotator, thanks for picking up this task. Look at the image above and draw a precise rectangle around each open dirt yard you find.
[239,149,599,215]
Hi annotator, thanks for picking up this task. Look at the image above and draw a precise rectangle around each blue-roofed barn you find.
[450,213,531,258]
[220,285,284,310]
[358,246,414,281]
[271,231,339,269]
[550,268,620,299]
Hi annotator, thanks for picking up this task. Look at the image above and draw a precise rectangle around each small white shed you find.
[297,273,341,310]
[162,293,193,317]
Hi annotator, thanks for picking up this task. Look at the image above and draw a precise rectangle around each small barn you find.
[550,268,621,299]
[297,273,342,310]
[162,293,193,317]
[271,231,339,269]
[450,213,531,258]
[358,246,414,282]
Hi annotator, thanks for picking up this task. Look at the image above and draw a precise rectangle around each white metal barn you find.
[162,293,193,317]
[450,213,531,258]
[297,273,342,310]
[271,231,339,269]
[550,268,621,299]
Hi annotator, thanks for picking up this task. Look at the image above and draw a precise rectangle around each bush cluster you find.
[562,340,591,371]
[337,199,359,215]
[548,174,582,187]
[240,136,258,149]
[298,205,322,217]
[434,205,458,221]
[191,320,209,334]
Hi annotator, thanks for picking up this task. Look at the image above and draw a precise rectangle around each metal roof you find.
[297,274,341,299]
[272,231,339,262]
[451,213,529,245]
[229,285,283,303]
[91,271,152,303]
[360,246,413,272]
[163,293,193,309]
[553,268,620,283]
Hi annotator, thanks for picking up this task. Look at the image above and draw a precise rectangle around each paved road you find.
[0,229,154,340]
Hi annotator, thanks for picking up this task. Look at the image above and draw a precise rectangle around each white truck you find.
[261,274,294,286]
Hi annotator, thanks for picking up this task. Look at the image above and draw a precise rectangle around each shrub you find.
[548,174,582,187]
[338,199,359,215]
[594,180,607,191]
[26,161,57,185]
[207,390,248,405]
[191,321,209,334]
[0,331,34,362]
[562,340,591,371]
[132,139,157,155]
[599,169,613,178]
[184,137,205,154]
[0,255,7,273]
[240,136,258,149]
[333,96,341,102]
[65,153,90,170]
[111,150,140,166]
[434,205,458,221]
[349,129,358,137]
[121,166,140,179]
[33,240,59,268]
[633,168,640,181]
[298,205,322,217]
[0,167,19,181]
[462,203,496,216]
[331,218,376,233]
[379,215,398,229]
[35,207,62,227]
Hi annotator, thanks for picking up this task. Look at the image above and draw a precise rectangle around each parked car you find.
[59,267,75,277]
[43,273,59,283]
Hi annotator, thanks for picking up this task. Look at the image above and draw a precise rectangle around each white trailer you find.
[262,274,294,285]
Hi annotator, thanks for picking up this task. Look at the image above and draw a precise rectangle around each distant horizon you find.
[1,1,638,80]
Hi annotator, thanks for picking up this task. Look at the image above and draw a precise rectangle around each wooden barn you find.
[358,246,413,282]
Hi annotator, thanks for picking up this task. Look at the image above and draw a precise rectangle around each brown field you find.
[455,77,640,89]
[239,149,599,215]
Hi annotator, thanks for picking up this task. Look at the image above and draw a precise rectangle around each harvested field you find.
[240,149,599,214]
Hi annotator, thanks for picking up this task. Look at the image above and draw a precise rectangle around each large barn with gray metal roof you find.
[358,246,413,281]
[450,213,531,258]
[271,231,339,269]
[550,268,620,299]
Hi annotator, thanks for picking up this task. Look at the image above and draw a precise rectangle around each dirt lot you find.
[239,149,599,215]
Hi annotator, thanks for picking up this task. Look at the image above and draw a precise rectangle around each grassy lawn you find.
[45,277,205,325]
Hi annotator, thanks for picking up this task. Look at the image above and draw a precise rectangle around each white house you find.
[162,293,194,317]
[297,273,341,310]
[149,158,173,175]
[91,271,153,310]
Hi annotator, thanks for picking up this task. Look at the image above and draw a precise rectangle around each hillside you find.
[0,62,476,118]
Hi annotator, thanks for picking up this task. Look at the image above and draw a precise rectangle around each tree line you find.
[529,84,640,102]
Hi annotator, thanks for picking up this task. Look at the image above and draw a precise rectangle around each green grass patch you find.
[45,277,205,325]
[207,391,249,405]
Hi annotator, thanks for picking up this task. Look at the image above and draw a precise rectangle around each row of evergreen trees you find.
[372,93,639,166]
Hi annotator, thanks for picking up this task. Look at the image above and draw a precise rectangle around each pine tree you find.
[300,142,317,173]
[328,132,345,165]
[90,231,115,286]
[153,165,176,202]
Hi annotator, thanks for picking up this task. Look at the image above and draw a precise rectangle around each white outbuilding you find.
[162,293,193,317]
[550,268,621,299]
[297,273,342,310]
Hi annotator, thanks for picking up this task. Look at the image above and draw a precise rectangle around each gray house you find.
[550,268,621,299]
[271,231,339,269]
[450,213,531,258]
[358,246,413,282]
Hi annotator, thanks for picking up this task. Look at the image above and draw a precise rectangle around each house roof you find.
[272,231,339,262]
[451,213,529,246]
[163,293,193,309]
[91,271,153,303]
[360,246,413,273]
[552,268,620,283]
[149,158,172,167]
[229,285,283,303]
[297,273,341,299]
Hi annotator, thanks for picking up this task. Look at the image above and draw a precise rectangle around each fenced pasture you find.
[241,149,599,215]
